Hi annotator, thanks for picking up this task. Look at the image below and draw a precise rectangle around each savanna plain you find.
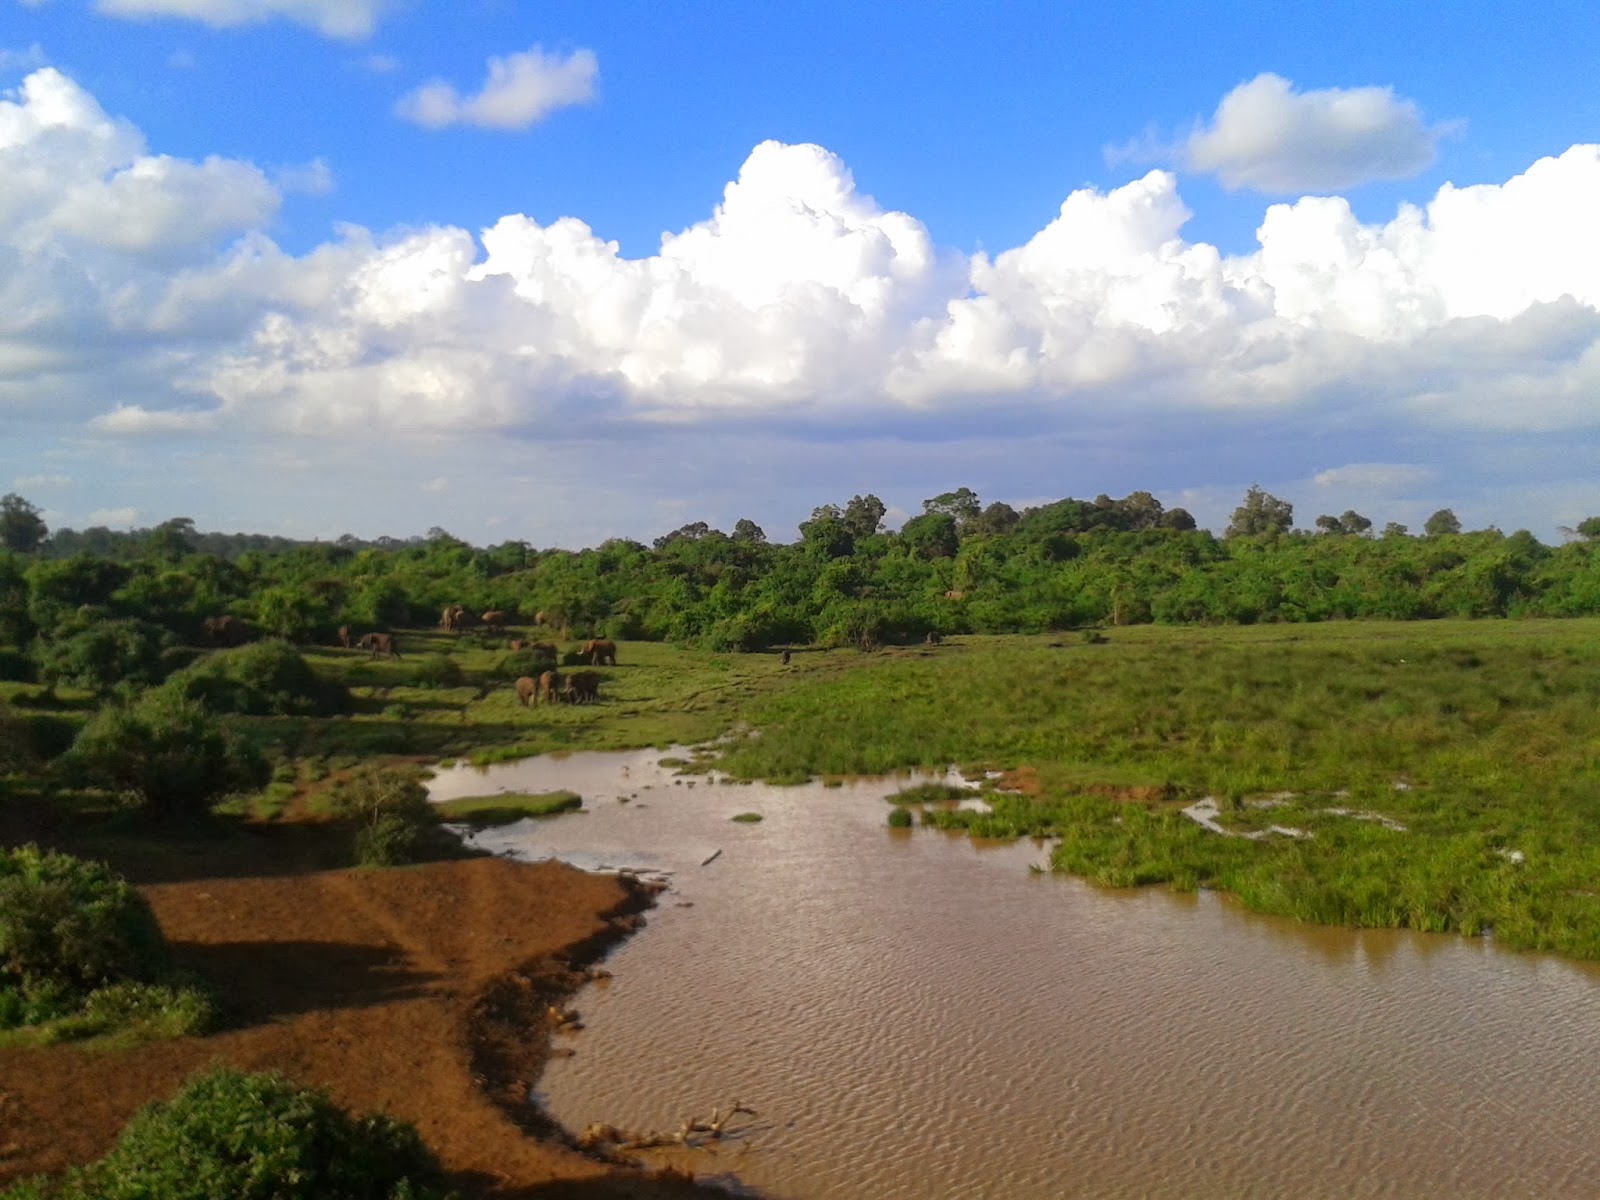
[3,587,1600,1195]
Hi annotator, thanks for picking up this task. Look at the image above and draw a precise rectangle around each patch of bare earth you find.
[0,856,731,1199]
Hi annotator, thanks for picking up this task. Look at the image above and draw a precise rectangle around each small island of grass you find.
[432,791,583,827]
[730,812,763,823]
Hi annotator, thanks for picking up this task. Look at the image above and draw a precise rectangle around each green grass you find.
[712,620,1600,958]
[431,790,583,825]
[729,811,763,823]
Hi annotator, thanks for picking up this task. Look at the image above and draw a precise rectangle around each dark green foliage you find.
[497,649,554,680]
[161,640,348,715]
[32,617,176,694]
[65,691,268,822]
[0,647,37,681]
[1424,508,1463,536]
[1226,485,1294,537]
[332,766,436,867]
[409,653,466,689]
[0,494,47,555]
[5,1067,449,1200]
[886,807,913,828]
[0,847,166,1011]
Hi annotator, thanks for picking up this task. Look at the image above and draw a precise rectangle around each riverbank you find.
[0,854,737,1199]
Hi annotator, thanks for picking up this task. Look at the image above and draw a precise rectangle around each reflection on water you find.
[429,750,1600,1200]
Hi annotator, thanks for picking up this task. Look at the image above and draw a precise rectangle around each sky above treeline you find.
[3,0,1600,546]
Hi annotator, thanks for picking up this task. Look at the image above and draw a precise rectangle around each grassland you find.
[714,620,1600,959]
[9,620,1600,958]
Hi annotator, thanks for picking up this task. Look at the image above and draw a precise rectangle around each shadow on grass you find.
[171,939,443,1020]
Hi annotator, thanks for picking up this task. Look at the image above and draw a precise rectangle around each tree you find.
[899,512,960,560]
[841,494,887,539]
[1424,508,1462,536]
[967,502,1020,536]
[1314,510,1373,536]
[922,488,981,527]
[1225,485,1293,537]
[1160,508,1198,531]
[143,518,197,562]
[332,766,436,866]
[0,494,47,554]
[1575,516,1600,541]
[731,518,767,545]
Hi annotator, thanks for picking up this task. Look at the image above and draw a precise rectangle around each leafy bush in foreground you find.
[64,690,268,822]
[2,1068,450,1200]
[0,846,165,999]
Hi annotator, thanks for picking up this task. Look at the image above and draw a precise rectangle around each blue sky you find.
[3,0,1600,544]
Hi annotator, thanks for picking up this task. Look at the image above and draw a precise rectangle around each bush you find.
[498,649,555,679]
[409,653,466,690]
[161,640,348,716]
[65,691,269,822]
[32,618,177,694]
[8,1067,449,1199]
[0,847,166,1006]
[332,767,436,868]
[887,807,913,828]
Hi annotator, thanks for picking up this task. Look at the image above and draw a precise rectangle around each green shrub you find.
[32,618,177,694]
[161,640,348,716]
[409,653,465,690]
[333,767,436,868]
[7,1067,449,1199]
[730,811,763,823]
[889,781,973,804]
[498,649,555,680]
[0,846,166,1003]
[8,981,215,1046]
[887,807,913,828]
[65,690,269,822]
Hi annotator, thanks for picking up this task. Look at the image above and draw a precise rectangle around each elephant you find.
[536,669,563,706]
[440,604,466,632]
[534,610,549,626]
[358,632,401,659]
[479,610,508,631]
[202,615,249,647]
[781,649,792,665]
[925,631,943,645]
[527,641,559,659]
[508,639,526,652]
[514,676,537,707]
[337,625,352,649]
[580,638,617,666]
[563,670,601,705]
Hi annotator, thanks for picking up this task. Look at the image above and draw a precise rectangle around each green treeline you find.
[4,487,1600,676]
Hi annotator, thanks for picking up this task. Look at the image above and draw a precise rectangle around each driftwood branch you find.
[576,1101,757,1153]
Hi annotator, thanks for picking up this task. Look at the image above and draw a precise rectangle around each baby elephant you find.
[514,676,536,707]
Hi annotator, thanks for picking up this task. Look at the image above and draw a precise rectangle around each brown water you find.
[429,750,1600,1199]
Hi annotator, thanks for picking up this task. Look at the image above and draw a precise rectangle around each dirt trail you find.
[0,857,728,1198]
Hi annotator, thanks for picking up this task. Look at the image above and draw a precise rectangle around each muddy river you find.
[428,749,1600,1199]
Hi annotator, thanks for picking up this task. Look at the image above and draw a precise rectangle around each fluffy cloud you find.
[5,67,1600,539]
[396,46,597,131]
[1182,73,1454,193]
[1312,463,1434,490]
[94,0,389,39]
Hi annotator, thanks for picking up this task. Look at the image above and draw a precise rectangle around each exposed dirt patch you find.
[994,766,1042,796]
[0,856,736,1198]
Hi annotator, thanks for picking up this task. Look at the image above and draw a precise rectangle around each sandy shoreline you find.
[0,855,737,1198]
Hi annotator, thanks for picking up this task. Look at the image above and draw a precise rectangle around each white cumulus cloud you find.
[1312,463,1434,490]
[1182,73,1455,193]
[396,46,598,131]
[95,0,390,39]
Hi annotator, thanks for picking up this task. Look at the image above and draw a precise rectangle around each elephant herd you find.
[514,669,601,707]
